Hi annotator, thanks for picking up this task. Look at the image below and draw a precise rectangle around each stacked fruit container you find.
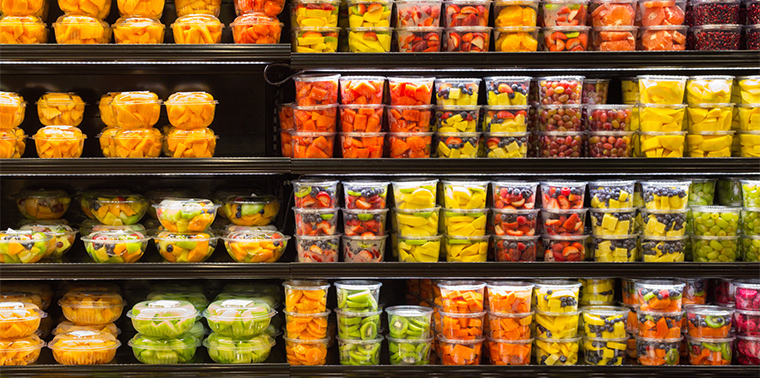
[111,0,165,43]
[99,91,163,158]
[482,77,531,157]
[291,74,340,158]
[589,0,638,51]
[435,280,487,365]
[491,180,538,261]
[588,180,639,262]
[541,0,591,51]
[339,76,386,158]
[126,299,202,364]
[533,280,582,365]
[292,178,341,261]
[342,180,390,262]
[386,305,435,364]
[152,198,221,263]
[433,78,482,158]
[52,0,111,44]
[0,92,28,158]
[335,280,384,365]
[637,75,688,157]
[33,92,87,158]
[392,179,442,262]
[540,181,588,261]
[493,0,539,51]
[484,281,534,365]
[442,0,492,51]
[170,0,223,44]
[0,0,48,44]
[283,280,332,365]
[0,300,47,365]
[734,279,760,364]
[685,76,735,157]
[388,76,435,157]
[690,0,742,50]
[290,0,340,52]
[200,298,278,363]
[441,181,489,261]
[737,75,760,156]
[396,0,443,51]
[230,0,284,44]
[633,279,685,365]
[536,76,586,157]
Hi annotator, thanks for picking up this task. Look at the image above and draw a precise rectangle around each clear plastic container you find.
[128,333,199,364]
[581,305,628,338]
[693,0,740,24]
[437,334,484,365]
[686,75,734,105]
[205,333,275,363]
[591,25,637,51]
[58,0,110,18]
[386,305,434,339]
[535,310,580,339]
[335,280,382,312]
[691,206,740,236]
[639,0,686,26]
[284,336,329,365]
[295,234,340,262]
[444,0,491,27]
[635,335,681,365]
[542,0,588,26]
[36,93,84,126]
[48,330,120,365]
[347,27,392,52]
[537,104,583,132]
[284,310,330,339]
[541,208,586,236]
[396,27,444,52]
[582,336,627,365]
[691,235,740,262]
[53,15,110,44]
[540,180,587,210]
[541,26,590,51]
[154,198,217,233]
[685,305,734,338]
[128,300,198,338]
[0,301,45,338]
[342,234,386,262]
[639,25,687,50]
[396,0,443,27]
[290,0,340,28]
[640,180,690,210]
[578,278,615,305]
[635,279,685,312]
[175,0,221,16]
[396,234,442,262]
[291,26,339,52]
[640,209,687,237]
[164,92,217,129]
[638,103,687,132]
[494,0,538,27]
[586,105,634,131]
[590,234,637,262]
[81,229,150,264]
[32,125,87,158]
[335,308,382,340]
[640,235,688,262]
[387,335,433,365]
[533,280,581,313]
[589,0,636,26]
[443,26,491,52]
[163,127,218,158]
[535,336,580,365]
[204,299,275,338]
[0,334,44,365]
[637,309,683,339]
[0,15,46,44]
[112,17,165,44]
[171,14,223,44]
[637,75,688,105]
[283,280,330,313]
[59,291,125,326]
[735,279,760,311]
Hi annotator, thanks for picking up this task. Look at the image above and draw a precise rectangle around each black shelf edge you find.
[1,363,288,378]
[291,158,760,175]
[0,157,290,176]
[290,262,760,279]
[290,51,760,71]
[0,262,290,280]
[290,365,760,378]
[0,44,291,63]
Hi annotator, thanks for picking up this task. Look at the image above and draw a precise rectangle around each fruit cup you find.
[582,336,628,365]
[635,335,681,365]
[687,130,735,157]
[742,179,760,208]
[279,105,295,153]
[685,305,733,338]
[388,132,433,158]
[535,336,580,365]
[482,106,528,133]
[440,310,486,339]
[691,206,740,236]
[587,131,634,157]
[82,230,150,263]
[483,132,529,157]
[337,337,382,365]
[344,181,389,210]
[736,335,760,364]
[164,127,218,158]
[171,14,223,44]
[335,280,382,313]
[205,299,275,338]
[590,0,635,26]
[735,309,760,336]
[59,291,125,325]
[0,92,25,130]
[493,26,540,51]
[638,75,688,104]
[682,277,708,305]
[89,193,148,226]
[340,132,385,158]
[491,208,538,236]
[387,305,434,339]
[437,280,485,313]
[396,234,442,262]
[688,178,717,206]
[19,222,76,259]
[542,0,588,25]
[0,0,47,18]
[395,207,440,236]
[434,107,479,133]
[638,131,686,157]
[0,334,44,366]
[155,231,218,263]
[692,235,740,262]
[639,104,687,132]
[222,194,280,226]
[492,234,538,261]
[735,279,760,311]
[284,336,329,365]
[486,77,531,106]
[442,208,488,236]
[580,79,610,105]
[128,300,197,338]
[0,301,45,338]
[284,310,331,340]
[636,279,685,312]
[486,281,533,313]
[579,279,615,305]
[155,198,217,233]
[589,180,635,209]
[291,27,339,52]
[494,0,538,26]
[686,75,734,105]
[294,104,338,132]
[693,0,740,24]
[443,26,491,51]
[347,0,392,27]
[538,105,583,132]
[534,280,581,313]
[15,189,71,221]
[590,208,636,235]
[110,128,162,158]
[53,15,110,44]
[444,0,490,27]
[387,335,433,365]
[389,77,435,106]
[295,234,340,262]
[686,335,734,365]
[342,234,387,262]
[36,93,85,127]
[0,15,46,44]
[437,335,484,365]
[640,235,687,262]
[387,105,433,132]
[592,26,638,51]
[291,131,336,158]
[444,234,489,262]
[435,78,481,107]
[293,179,339,209]
[542,26,590,51]
[339,76,384,105]
[542,234,587,262]
[640,0,686,26]
[492,181,538,210]
[541,181,586,210]
[164,92,217,130]
[48,330,121,365]
[347,27,392,52]
[582,305,628,338]
[58,0,110,17]
[112,16,165,44]
[641,180,690,210]
[435,132,480,158]
[223,230,289,263]
[290,0,340,28]
[535,310,580,339]
[738,104,760,132]
[638,25,687,50]
[343,208,388,236]
[538,77,584,106]
[396,0,443,26]
[541,208,586,236]
[396,27,443,52]
[743,209,760,237]
[129,333,200,364]
[640,209,687,237]
[637,309,682,339]
[294,207,339,236]
[591,234,638,262]
[284,280,329,313]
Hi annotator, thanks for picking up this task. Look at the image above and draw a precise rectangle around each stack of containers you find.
[434,78,481,158]
[490,180,539,261]
[734,279,760,364]
[440,180,489,261]
[202,298,277,363]
[528,77,540,155]
[580,305,630,365]
[395,0,444,52]
[0,92,27,158]
[685,178,717,260]
[620,278,639,359]
[386,305,435,365]
[620,77,640,132]
[691,204,741,262]
[97,93,119,158]
[588,180,639,262]
[33,92,87,159]
[741,179,760,262]
[442,0,491,52]
[335,280,383,365]
[691,0,742,50]
[0,301,47,365]
[291,74,340,158]
[338,76,386,158]
[492,0,539,51]
[436,280,486,365]
[170,0,223,44]
[579,278,616,306]
[482,77,531,158]
[684,304,735,365]
[346,0,393,52]
[292,178,341,262]
[484,281,534,365]
[154,198,223,263]
[283,280,331,365]
[685,76,735,158]
[540,180,588,261]
[637,0,687,51]
[278,103,295,157]
[289,0,339,52]
[342,180,390,262]
[536,76,586,157]
[639,180,690,262]
[14,189,78,261]
[387,76,435,158]
[163,92,219,158]
[230,4,284,44]
[747,0,760,49]
[589,0,637,51]
[584,81,636,158]
[126,299,201,364]
[1,283,54,338]
[637,75,688,158]
[634,279,685,366]
[392,179,441,262]
[737,75,760,157]
[53,0,111,44]
[533,280,582,365]
[111,0,165,44]
[0,0,47,44]
[50,288,124,365]
[106,91,163,158]
[540,0,590,51]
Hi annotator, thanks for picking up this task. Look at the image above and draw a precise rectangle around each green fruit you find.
[182,209,202,219]
[175,241,197,250]
[295,186,311,198]
[320,213,334,220]
[242,204,264,216]
[704,315,725,329]
[665,347,679,365]
[390,316,409,338]
[348,190,362,196]
[360,322,377,340]
[126,242,143,254]
[357,213,373,221]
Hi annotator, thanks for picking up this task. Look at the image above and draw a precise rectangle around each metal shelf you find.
[2,364,289,378]
[290,51,760,72]
[0,157,290,176]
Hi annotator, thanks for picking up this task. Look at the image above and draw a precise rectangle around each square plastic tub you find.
[590,234,638,262]
[444,0,490,26]
[639,0,686,26]
[290,0,340,28]
[388,132,433,158]
[396,0,443,26]
[494,0,538,26]
[638,25,687,50]
[537,105,583,132]
[693,0,740,24]
[541,26,590,51]
[591,25,637,51]
[339,76,384,105]
[388,77,435,105]
[347,27,392,52]
[442,180,488,209]
[541,234,587,262]
[686,75,734,105]
[581,79,611,105]
[443,26,491,51]
[687,104,734,133]
[537,76,584,105]
[638,104,687,132]
[346,0,392,27]
[291,27,339,52]
[589,0,636,26]
[542,0,589,26]
[295,234,340,262]
[396,27,443,52]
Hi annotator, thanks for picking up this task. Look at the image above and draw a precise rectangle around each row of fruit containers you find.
[2,177,760,263]
[1,278,758,366]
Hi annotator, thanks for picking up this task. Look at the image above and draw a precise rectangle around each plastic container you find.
[443,26,491,52]
[396,27,443,52]
[112,17,164,44]
[335,280,382,312]
[0,301,45,338]
[336,308,382,340]
[641,235,688,262]
[153,198,216,233]
[164,92,217,129]
[641,181,690,211]
[538,131,583,157]
[347,27,392,52]
[295,234,340,262]
[541,26,590,51]
[689,178,717,206]
[0,334,44,366]
[204,299,275,338]
[344,181,389,210]
[53,15,110,44]
[163,128,218,158]
[639,25,688,50]
[735,279,760,310]
[494,0,538,26]
[586,105,633,131]
[33,125,86,158]
[48,330,120,365]
[59,291,125,325]
[578,278,615,305]
[340,132,385,158]
[0,0,47,18]
[388,77,435,106]
[537,105,583,132]
[638,104,687,133]
[542,0,588,26]
[291,27,339,52]
[686,76,734,105]
[541,180,586,210]
[337,336,382,365]
[171,14,223,44]
[635,335,681,365]
[691,206,740,236]
[0,15,46,44]
[685,305,734,338]
[535,310,579,339]
[437,334,484,365]
[110,128,162,158]
[0,128,26,159]
[128,333,199,364]
[589,0,635,26]
[535,336,580,365]
[283,280,330,314]
[635,279,685,312]
[590,234,637,262]
[82,230,150,264]
[541,208,586,236]
[534,280,581,313]
[15,189,71,221]
[342,234,386,262]
[175,0,220,16]
[685,335,734,365]
[693,24,742,50]
[293,207,339,236]
[396,234,442,262]
[693,0,740,24]
[640,209,687,237]
[386,305,434,339]
[387,336,433,365]
[692,235,740,262]
[581,305,628,338]
[284,336,329,365]
[290,0,340,28]
[128,300,198,338]
[396,0,443,27]
[736,335,760,364]
[637,309,682,339]
[284,310,330,339]
[582,336,628,365]
[444,0,490,27]
[205,333,274,364]
[347,0,392,27]
[592,25,637,51]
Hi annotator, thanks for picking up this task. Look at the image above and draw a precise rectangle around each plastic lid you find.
[685,305,733,316]
[0,334,44,352]
[334,280,382,290]
[691,205,741,213]
[636,279,686,289]
[487,310,534,318]
[283,280,330,291]
[113,16,163,27]
[0,15,45,25]
[49,330,121,350]
[337,336,384,345]
[129,300,198,320]
[223,194,278,206]
[385,305,434,317]
[204,299,274,320]
[52,321,120,336]
[146,291,209,309]
[53,14,108,27]
[15,189,69,199]
[581,305,629,317]
[541,207,588,215]
[535,309,580,316]
[534,279,583,289]
[59,291,125,308]
[128,332,200,349]
[165,91,217,105]
[486,281,534,292]
[154,198,216,210]
[82,229,149,242]
[634,334,682,343]
[205,333,275,350]
[0,229,51,242]
[171,14,222,26]
[0,301,44,321]
[334,308,383,317]
[732,279,760,289]
[436,334,485,344]
[0,91,25,105]
[20,223,76,236]
[293,73,341,83]
[436,280,486,291]
[33,126,86,139]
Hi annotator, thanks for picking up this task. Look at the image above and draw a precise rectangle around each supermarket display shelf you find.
[0,262,290,280]
[290,365,760,378]
[2,262,757,280]
[1,363,289,378]
[290,262,760,280]
[0,44,292,64]
[0,157,290,176]
[289,51,760,71]
[290,158,760,176]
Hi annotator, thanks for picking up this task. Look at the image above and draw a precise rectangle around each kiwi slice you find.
[295,186,311,198]
[665,347,679,365]
[390,315,409,338]
[338,291,348,309]
[360,321,377,340]
[404,239,427,246]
